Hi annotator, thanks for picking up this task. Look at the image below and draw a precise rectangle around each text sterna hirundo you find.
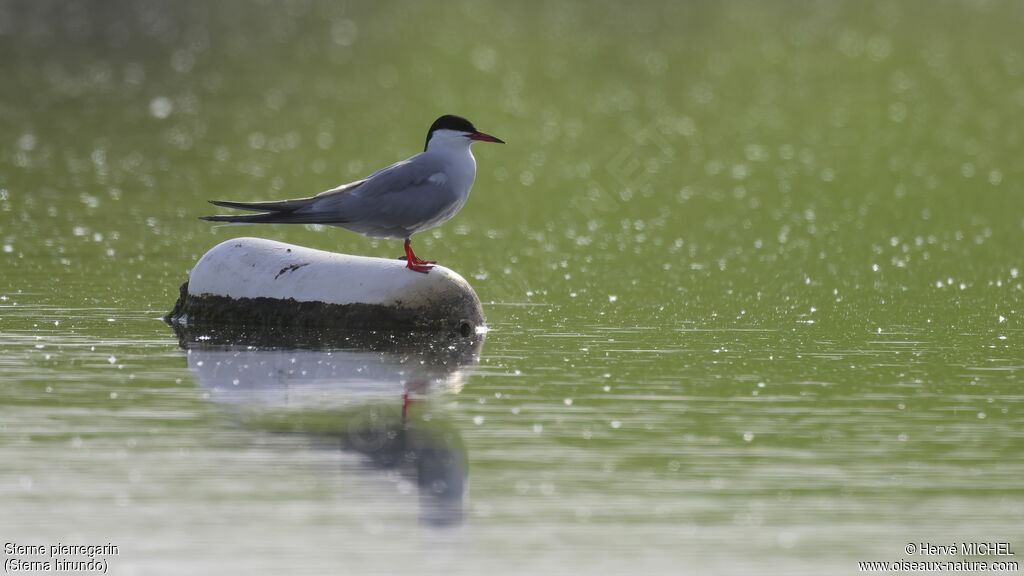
[202,115,504,273]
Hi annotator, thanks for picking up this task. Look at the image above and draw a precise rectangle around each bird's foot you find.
[402,239,436,273]
[406,260,434,273]
[399,256,435,273]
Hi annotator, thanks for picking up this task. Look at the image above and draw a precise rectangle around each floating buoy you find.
[167,237,484,337]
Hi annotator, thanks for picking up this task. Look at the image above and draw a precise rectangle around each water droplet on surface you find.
[644,51,668,76]
[471,45,498,72]
[149,96,173,119]
[777,531,798,549]
[18,133,37,151]
[330,19,358,46]
[867,35,892,61]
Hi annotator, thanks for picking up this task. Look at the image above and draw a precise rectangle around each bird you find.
[201,115,504,273]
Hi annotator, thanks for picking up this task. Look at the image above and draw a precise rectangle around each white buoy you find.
[167,237,484,336]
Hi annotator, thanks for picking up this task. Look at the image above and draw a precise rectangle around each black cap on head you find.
[425,115,477,150]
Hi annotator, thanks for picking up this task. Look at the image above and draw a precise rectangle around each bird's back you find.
[304,149,475,239]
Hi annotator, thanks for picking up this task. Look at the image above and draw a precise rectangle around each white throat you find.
[425,129,477,198]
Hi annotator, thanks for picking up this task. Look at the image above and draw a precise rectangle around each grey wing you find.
[302,154,460,237]
[201,178,366,225]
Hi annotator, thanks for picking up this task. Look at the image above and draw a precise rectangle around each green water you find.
[2,1,1023,574]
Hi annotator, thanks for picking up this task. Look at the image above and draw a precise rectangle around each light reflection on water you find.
[0,302,1022,574]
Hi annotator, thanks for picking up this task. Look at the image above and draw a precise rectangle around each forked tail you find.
[200,197,333,224]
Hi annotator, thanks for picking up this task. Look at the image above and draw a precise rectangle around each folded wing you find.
[201,153,459,238]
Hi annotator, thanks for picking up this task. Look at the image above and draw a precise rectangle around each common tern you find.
[202,115,504,273]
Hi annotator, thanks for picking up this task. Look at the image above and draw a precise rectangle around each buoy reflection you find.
[179,329,484,526]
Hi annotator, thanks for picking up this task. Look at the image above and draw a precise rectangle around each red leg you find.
[403,238,435,273]
[402,380,427,429]
[402,393,410,430]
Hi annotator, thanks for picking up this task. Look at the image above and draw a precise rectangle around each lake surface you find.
[2,1,1023,574]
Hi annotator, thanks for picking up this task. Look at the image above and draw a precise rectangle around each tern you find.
[202,115,504,273]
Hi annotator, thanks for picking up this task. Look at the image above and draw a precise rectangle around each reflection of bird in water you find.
[179,331,481,527]
[344,393,466,527]
[401,378,432,429]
